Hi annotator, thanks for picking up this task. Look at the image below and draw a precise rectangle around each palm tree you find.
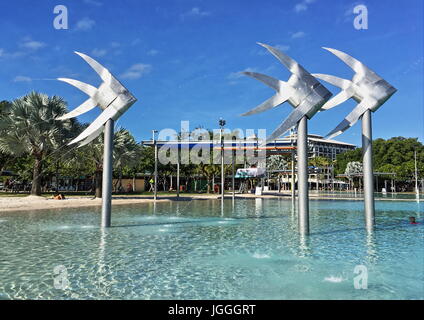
[81,127,140,197]
[309,156,330,190]
[0,92,76,195]
[0,101,12,171]
[113,128,140,192]
[267,155,289,191]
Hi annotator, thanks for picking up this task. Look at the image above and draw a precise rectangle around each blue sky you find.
[0,0,422,146]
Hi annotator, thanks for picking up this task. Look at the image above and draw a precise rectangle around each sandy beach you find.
[0,191,418,213]
[0,195,177,213]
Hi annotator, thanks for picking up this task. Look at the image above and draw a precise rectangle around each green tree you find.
[0,92,76,195]
[79,127,140,197]
[335,137,424,188]
[0,101,12,171]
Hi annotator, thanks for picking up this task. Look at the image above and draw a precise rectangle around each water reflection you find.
[365,232,378,265]
[255,198,263,216]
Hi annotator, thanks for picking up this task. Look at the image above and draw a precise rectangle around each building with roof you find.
[274,133,356,160]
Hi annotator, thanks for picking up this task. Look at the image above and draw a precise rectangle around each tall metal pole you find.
[153,130,158,201]
[232,149,235,200]
[297,116,309,235]
[362,110,375,231]
[415,150,419,202]
[101,119,114,228]
[219,118,226,205]
[291,129,296,204]
[220,127,224,204]
[177,147,180,199]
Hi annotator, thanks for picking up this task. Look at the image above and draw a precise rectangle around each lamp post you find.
[232,138,236,200]
[290,127,296,204]
[152,130,158,201]
[415,150,419,202]
[219,118,226,205]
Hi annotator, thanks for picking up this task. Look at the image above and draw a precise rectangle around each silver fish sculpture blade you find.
[57,52,137,146]
[313,47,397,139]
[242,43,332,143]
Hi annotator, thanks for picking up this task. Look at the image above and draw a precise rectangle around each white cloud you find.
[131,38,141,46]
[83,0,102,6]
[181,7,210,20]
[20,38,46,50]
[291,31,306,39]
[0,48,24,59]
[110,42,120,48]
[342,2,362,22]
[13,76,32,82]
[295,3,307,12]
[75,17,95,31]
[120,63,152,80]
[294,0,316,13]
[147,49,159,56]
[91,48,107,57]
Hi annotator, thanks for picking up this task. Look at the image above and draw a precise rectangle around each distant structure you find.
[276,133,356,160]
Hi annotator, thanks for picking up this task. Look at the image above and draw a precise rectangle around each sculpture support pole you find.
[297,116,309,235]
[101,119,114,228]
[362,110,375,231]
[291,149,296,204]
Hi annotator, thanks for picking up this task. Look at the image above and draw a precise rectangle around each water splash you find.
[324,276,347,283]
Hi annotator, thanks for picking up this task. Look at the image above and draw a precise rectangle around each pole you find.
[232,149,235,200]
[291,128,296,204]
[291,150,295,202]
[297,116,309,235]
[101,119,114,228]
[153,130,158,201]
[362,110,375,231]
[221,126,224,204]
[415,150,419,201]
[177,147,180,199]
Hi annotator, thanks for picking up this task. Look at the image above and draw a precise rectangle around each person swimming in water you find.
[409,216,419,224]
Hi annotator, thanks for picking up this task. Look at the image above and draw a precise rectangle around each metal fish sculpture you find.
[242,43,332,143]
[57,52,137,146]
[313,47,397,139]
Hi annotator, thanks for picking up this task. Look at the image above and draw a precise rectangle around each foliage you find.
[0,92,78,195]
[345,161,363,176]
[335,137,424,181]
[267,155,289,171]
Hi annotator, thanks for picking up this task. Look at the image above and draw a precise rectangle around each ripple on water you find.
[0,198,423,299]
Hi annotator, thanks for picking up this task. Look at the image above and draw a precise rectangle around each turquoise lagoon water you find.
[0,199,423,300]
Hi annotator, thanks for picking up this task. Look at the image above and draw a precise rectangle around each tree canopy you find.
[335,137,424,181]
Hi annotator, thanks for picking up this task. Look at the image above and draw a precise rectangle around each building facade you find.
[275,133,356,160]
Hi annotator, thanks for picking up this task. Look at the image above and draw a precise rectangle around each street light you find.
[219,118,226,205]
[152,130,158,201]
